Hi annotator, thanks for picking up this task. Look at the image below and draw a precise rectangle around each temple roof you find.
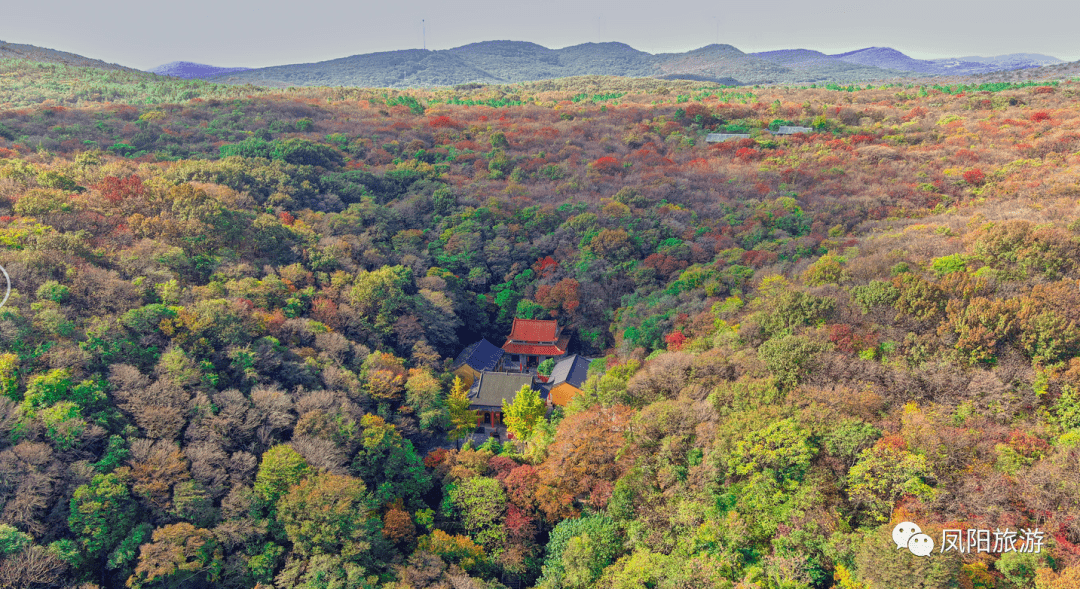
[549,354,590,389]
[451,338,505,372]
[502,336,570,357]
[506,318,559,342]
[469,372,543,408]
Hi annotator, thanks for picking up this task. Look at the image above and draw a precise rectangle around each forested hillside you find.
[2,65,1080,588]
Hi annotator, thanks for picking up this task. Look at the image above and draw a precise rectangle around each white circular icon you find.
[0,264,9,310]
[892,521,922,550]
[908,533,935,557]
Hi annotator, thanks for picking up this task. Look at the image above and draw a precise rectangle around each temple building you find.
[450,338,504,388]
[500,318,570,373]
[547,354,591,407]
[453,319,580,431]
[468,371,544,429]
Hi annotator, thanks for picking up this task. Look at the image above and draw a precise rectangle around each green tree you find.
[350,415,431,509]
[447,477,507,549]
[273,554,379,589]
[802,253,849,286]
[276,473,386,568]
[502,384,547,441]
[0,524,31,556]
[21,369,106,413]
[515,299,548,320]
[0,353,18,401]
[40,401,87,450]
[758,335,830,390]
[349,265,414,340]
[107,522,153,573]
[170,481,217,528]
[36,169,81,191]
[824,420,882,466]
[930,254,967,276]
[69,472,138,559]
[537,514,621,589]
[847,444,936,522]
[729,418,816,485]
[849,280,900,314]
[565,359,640,415]
[404,368,449,431]
[756,290,835,340]
[253,445,311,509]
[36,280,70,303]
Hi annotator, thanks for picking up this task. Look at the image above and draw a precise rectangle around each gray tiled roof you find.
[549,354,590,389]
[469,372,542,409]
[452,338,504,372]
[705,133,751,142]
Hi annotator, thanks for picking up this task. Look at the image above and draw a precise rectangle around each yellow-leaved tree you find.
[447,376,477,448]
[502,384,546,442]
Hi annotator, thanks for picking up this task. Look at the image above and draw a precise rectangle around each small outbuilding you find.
[547,354,591,407]
[705,133,751,142]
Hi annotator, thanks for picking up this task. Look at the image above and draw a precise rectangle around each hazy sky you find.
[3,0,1078,71]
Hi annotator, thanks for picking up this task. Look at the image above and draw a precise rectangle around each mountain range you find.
[186,42,1063,88]
[1,38,1066,88]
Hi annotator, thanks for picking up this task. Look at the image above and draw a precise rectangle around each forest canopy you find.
[1,63,1080,588]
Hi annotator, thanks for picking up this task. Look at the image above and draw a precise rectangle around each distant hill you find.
[149,61,252,79]
[830,47,946,74]
[830,47,1065,76]
[948,53,1063,70]
[749,48,909,81]
[0,40,136,72]
[962,56,1080,84]
[655,44,791,84]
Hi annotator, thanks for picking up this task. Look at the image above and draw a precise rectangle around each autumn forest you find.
[2,58,1080,589]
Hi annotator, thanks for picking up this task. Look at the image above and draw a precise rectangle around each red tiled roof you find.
[502,342,565,356]
[507,318,558,343]
[502,335,570,357]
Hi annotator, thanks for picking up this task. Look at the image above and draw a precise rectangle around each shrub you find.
[849,280,899,314]
[930,254,966,276]
[664,330,687,351]
[802,253,848,286]
[591,156,622,175]
[417,529,486,572]
[963,168,985,185]
[758,334,830,390]
[36,280,70,303]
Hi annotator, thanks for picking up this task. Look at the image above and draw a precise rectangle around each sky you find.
[2,0,1078,71]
